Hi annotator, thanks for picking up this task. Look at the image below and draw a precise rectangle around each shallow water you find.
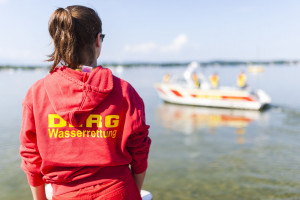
[0,65,300,200]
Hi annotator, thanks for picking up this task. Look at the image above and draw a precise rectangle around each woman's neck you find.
[90,60,97,68]
[78,60,97,69]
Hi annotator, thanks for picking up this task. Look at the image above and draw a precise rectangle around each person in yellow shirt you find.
[192,72,200,88]
[209,72,219,89]
[237,71,247,89]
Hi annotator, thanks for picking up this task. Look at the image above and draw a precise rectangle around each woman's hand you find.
[30,184,47,200]
[132,171,146,191]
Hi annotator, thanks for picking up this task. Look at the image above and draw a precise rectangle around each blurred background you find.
[0,0,300,199]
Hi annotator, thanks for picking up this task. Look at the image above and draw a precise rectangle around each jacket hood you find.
[44,66,113,127]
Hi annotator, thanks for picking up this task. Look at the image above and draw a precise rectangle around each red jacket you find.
[20,66,151,195]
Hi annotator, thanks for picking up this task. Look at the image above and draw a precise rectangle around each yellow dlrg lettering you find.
[86,114,102,128]
[105,115,119,128]
[69,123,83,128]
[48,114,66,127]
[48,114,120,128]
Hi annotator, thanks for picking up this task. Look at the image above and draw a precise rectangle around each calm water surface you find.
[0,65,300,200]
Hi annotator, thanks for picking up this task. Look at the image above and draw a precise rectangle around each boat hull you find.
[154,83,270,110]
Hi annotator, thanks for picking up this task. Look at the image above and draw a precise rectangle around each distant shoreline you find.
[1,60,299,70]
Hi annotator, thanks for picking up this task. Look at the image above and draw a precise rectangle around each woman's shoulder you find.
[112,75,139,96]
[22,74,50,106]
[112,75,144,107]
[29,73,51,91]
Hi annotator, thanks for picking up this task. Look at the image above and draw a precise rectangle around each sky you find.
[1,0,300,66]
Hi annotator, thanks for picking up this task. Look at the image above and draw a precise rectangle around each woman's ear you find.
[96,33,101,47]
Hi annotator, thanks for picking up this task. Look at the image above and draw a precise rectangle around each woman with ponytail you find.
[20,5,151,200]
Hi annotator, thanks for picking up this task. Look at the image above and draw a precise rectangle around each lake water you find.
[0,65,300,200]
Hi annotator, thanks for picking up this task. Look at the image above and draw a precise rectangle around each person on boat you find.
[209,72,219,89]
[19,5,151,200]
[237,71,247,89]
[192,72,200,88]
[163,73,171,83]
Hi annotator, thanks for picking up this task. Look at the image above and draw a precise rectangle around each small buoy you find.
[141,190,153,200]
